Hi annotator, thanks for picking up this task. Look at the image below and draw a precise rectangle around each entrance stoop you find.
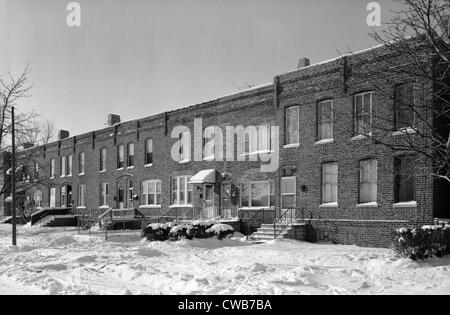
[251,223,306,241]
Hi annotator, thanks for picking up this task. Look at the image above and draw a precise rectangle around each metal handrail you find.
[273,208,295,239]
[242,208,265,235]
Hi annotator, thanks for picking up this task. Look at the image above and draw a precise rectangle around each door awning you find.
[188,169,219,184]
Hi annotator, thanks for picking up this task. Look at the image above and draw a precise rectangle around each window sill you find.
[239,207,274,211]
[127,166,135,169]
[78,173,85,176]
[99,170,106,173]
[139,205,161,209]
[67,175,72,178]
[76,206,86,209]
[99,205,110,209]
[144,163,153,168]
[356,202,378,208]
[393,201,417,208]
[50,176,55,180]
[315,139,334,145]
[319,202,338,208]
[351,134,371,141]
[60,175,66,178]
[392,127,416,136]
[117,167,124,171]
[283,143,300,149]
[203,156,215,161]
[179,159,191,164]
[169,204,193,208]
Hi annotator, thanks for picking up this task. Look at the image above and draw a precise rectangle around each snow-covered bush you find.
[206,224,234,240]
[142,220,234,241]
[394,225,450,260]
[142,222,175,241]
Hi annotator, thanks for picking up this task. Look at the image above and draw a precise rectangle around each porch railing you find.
[273,208,296,239]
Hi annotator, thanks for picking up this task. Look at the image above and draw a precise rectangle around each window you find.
[281,176,296,209]
[322,162,338,204]
[221,182,232,212]
[142,179,161,206]
[354,92,373,135]
[171,175,192,205]
[259,125,273,152]
[77,184,86,207]
[359,159,377,203]
[395,155,415,203]
[100,148,106,171]
[60,156,66,176]
[179,132,190,162]
[318,100,333,140]
[285,106,299,145]
[100,182,109,206]
[395,83,415,130]
[67,155,73,176]
[79,152,85,174]
[34,190,42,207]
[128,180,134,204]
[240,181,275,208]
[60,186,66,207]
[50,158,55,177]
[49,187,56,207]
[127,143,134,167]
[117,145,125,169]
[33,163,39,181]
[145,139,153,165]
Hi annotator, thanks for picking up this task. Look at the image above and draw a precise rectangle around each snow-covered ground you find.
[0,224,449,295]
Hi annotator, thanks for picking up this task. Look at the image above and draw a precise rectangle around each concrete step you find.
[252,223,306,241]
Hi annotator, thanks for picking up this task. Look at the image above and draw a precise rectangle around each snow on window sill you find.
[319,202,338,208]
[139,205,161,209]
[99,205,110,209]
[50,176,55,180]
[78,172,85,176]
[283,143,300,149]
[67,174,72,178]
[203,156,215,161]
[169,204,193,208]
[393,201,417,208]
[144,163,153,168]
[116,167,124,171]
[356,202,378,208]
[351,134,372,141]
[179,159,191,164]
[60,175,66,178]
[315,139,334,145]
[99,170,106,173]
[392,127,416,136]
[239,207,274,211]
[127,166,134,169]
[76,206,86,209]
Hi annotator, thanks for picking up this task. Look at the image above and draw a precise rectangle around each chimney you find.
[22,142,34,149]
[58,130,70,140]
[108,114,121,126]
[297,57,310,69]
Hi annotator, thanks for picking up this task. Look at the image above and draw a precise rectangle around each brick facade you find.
[5,40,448,247]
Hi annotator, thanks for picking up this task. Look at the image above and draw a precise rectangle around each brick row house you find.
[2,40,449,247]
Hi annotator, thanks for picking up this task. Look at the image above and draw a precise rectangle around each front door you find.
[117,179,134,209]
[204,184,215,218]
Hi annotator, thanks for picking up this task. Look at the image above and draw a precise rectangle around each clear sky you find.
[0,0,405,136]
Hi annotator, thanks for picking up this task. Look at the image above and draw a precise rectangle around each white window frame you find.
[141,179,161,207]
[318,99,334,141]
[285,106,299,145]
[145,139,153,166]
[281,176,296,210]
[100,148,107,171]
[49,187,56,207]
[60,156,66,177]
[67,155,73,176]
[117,145,125,169]
[321,162,338,205]
[127,143,135,168]
[100,182,109,206]
[79,152,85,175]
[171,175,192,206]
[240,180,274,208]
[50,158,55,178]
[359,159,378,205]
[354,91,373,136]
[77,184,86,207]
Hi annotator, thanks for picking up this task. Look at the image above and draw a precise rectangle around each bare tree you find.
[334,0,450,183]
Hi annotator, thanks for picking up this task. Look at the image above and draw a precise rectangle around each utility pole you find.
[11,106,16,246]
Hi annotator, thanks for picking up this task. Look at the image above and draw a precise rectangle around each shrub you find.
[142,220,235,241]
[206,223,234,240]
[394,225,450,260]
[142,222,175,241]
